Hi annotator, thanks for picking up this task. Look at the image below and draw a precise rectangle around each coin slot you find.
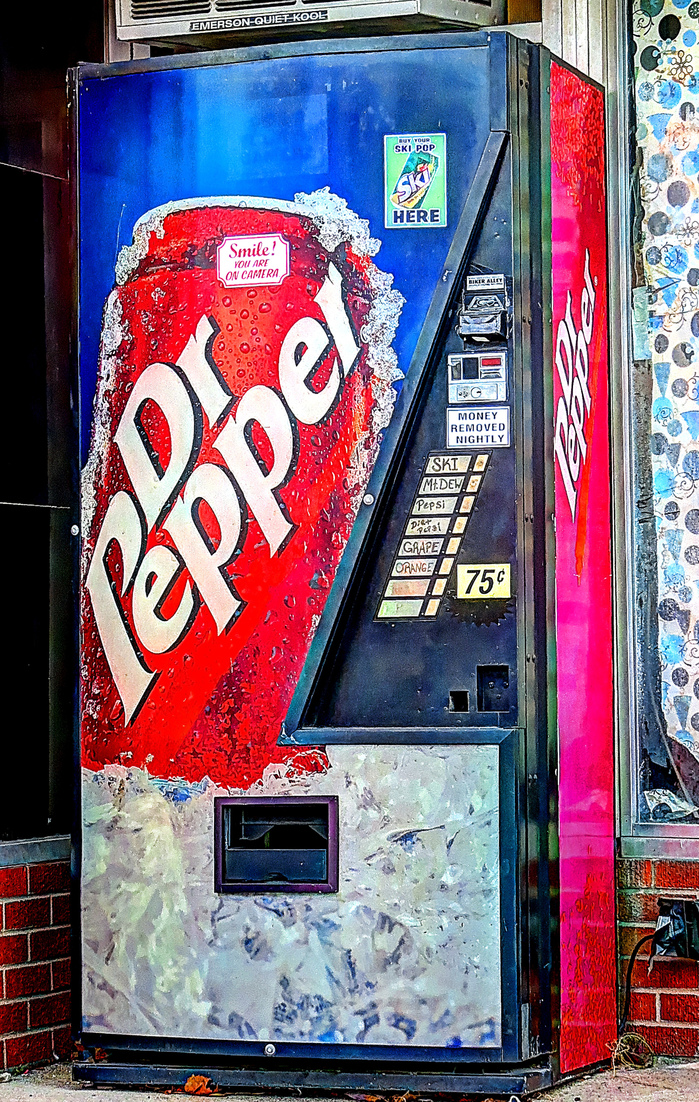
[449,690,470,712]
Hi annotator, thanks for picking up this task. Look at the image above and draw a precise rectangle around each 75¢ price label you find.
[457,563,511,599]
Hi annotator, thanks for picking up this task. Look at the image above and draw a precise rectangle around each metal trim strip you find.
[79,1031,505,1062]
[0,835,70,868]
[279,725,520,744]
[74,1059,553,1091]
[76,29,496,80]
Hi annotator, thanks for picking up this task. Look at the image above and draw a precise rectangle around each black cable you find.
[620,931,657,1033]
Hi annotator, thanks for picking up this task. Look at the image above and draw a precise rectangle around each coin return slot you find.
[450,356,479,380]
[215,797,338,893]
[449,690,470,712]
[477,665,511,712]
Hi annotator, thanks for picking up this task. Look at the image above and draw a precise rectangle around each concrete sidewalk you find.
[2,1060,699,1102]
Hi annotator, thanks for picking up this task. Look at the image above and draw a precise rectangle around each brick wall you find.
[0,861,71,1070]
[618,857,699,1056]
[3,853,699,1066]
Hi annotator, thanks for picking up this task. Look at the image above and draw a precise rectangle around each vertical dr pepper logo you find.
[384,134,447,228]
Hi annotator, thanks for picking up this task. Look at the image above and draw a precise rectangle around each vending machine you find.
[74,32,616,1095]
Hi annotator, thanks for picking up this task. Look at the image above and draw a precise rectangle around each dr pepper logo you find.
[553,248,597,523]
[81,193,403,785]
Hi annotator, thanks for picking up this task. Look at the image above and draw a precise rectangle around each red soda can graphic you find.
[81,192,403,787]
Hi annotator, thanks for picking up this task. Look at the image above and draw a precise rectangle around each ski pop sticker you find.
[384,134,447,228]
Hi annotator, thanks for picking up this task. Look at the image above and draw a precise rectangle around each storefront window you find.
[630,0,699,831]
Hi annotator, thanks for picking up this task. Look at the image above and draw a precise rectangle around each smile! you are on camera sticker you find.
[384,133,447,229]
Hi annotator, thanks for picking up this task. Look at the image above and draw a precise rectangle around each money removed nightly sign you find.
[447,406,510,448]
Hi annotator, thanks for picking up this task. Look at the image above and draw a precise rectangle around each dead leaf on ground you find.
[184,1074,215,1095]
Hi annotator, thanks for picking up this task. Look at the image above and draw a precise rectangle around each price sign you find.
[457,563,511,599]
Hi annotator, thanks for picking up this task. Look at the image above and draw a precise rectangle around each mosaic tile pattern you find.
[634,1,699,774]
[81,746,501,1049]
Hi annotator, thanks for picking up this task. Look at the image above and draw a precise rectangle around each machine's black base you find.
[73,1060,553,1096]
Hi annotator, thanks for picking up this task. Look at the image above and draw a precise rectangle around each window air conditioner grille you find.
[131,0,211,18]
[215,0,296,9]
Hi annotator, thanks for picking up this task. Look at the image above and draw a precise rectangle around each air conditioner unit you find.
[115,0,505,47]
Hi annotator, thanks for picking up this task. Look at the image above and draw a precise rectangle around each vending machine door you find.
[75,33,563,1093]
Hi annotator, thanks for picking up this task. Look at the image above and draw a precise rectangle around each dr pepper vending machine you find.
[73,32,615,1095]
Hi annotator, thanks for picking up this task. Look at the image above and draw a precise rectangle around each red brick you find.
[4,897,50,931]
[30,927,69,962]
[28,863,69,896]
[5,1030,52,1069]
[0,934,28,966]
[627,955,699,989]
[50,895,70,926]
[0,1000,28,1033]
[52,1025,71,1059]
[634,1024,699,1057]
[51,958,71,991]
[655,860,699,890]
[0,867,27,899]
[618,924,656,957]
[617,859,653,889]
[616,892,659,923]
[628,992,657,1022]
[4,963,51,999]
[660,992,699,1024]
[29,991,70,1029]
